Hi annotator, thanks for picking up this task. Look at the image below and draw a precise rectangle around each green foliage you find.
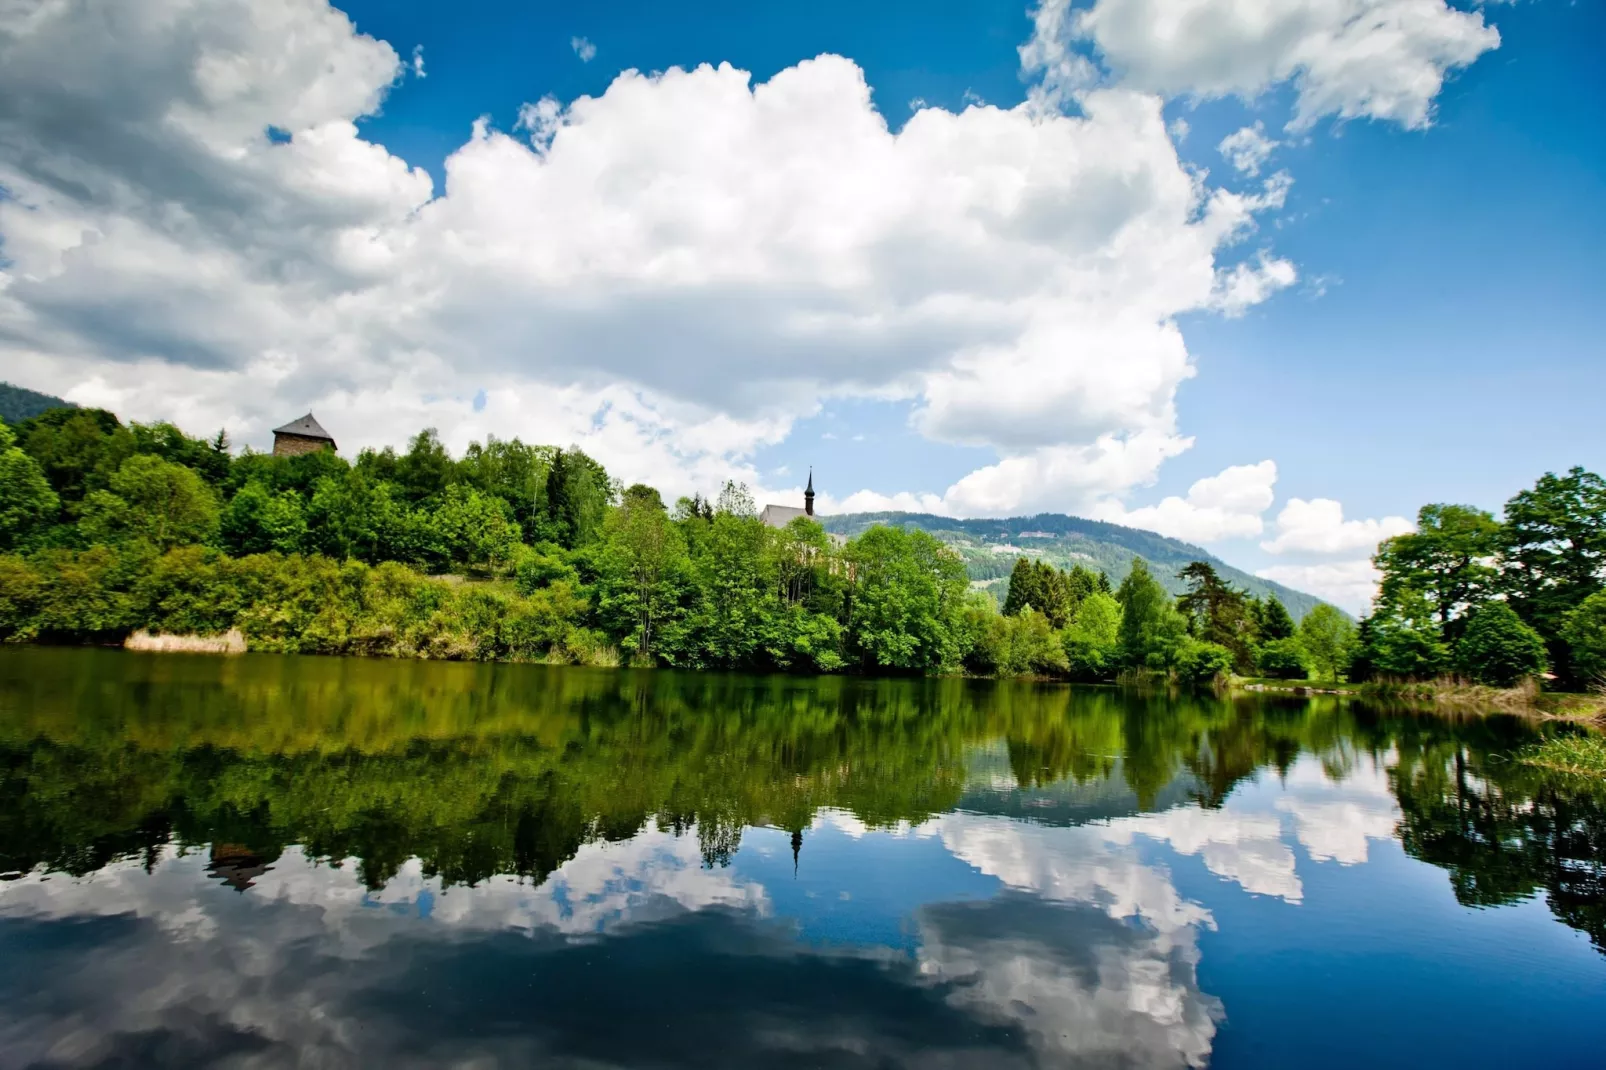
[1174,639,1234,686]
[1517,732,1606,778]
[1298,604,1356,683]
[1500,467,1606,683]
[1177,561,1258,673]
[1256,596,1296,641]
[596,488,692,659]
[396,428,457,504]
[1002,557,1079,627]
[1062,591,1122,682]
[1376,504,1503,644]
[219,481,308,555]
[458,437,553,543]
[79,454,219,550]
[1454,601,1548,687]
[1257,637,1310,680]
[131,421,231,486]
[430,484,519,572]
[543,448,614,548]
[1563,592,1606,687]
[0,420,60,552]
[1359,593,1450,680]
[685,511,770,666]
[973,607,1068,676]
[1116,558,1186,671]
[14,407,135,506]
[844,526,968,672]
[512,543,580,594]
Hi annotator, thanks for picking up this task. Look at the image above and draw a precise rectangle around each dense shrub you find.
[1564,592,1606,687]
[1454,601,1549,687]
[1174,639,1234,686]
[1257,637,1310,680]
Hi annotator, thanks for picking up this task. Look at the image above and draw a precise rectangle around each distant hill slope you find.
[0,382,75,425]
[821,510,1333,620]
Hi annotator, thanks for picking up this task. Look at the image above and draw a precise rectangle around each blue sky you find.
[1,0,1601,609]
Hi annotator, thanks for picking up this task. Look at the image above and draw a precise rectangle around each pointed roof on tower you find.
[272,413,334,441]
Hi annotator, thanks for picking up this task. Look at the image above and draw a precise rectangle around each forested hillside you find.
[823,512,1327,620]
[0,383,73,425]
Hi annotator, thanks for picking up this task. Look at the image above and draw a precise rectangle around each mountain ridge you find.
[0,382,75,425]
[820,510,1336,620]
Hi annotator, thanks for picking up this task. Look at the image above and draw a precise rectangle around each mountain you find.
[0,382,75,425]
[821,510,1333,620]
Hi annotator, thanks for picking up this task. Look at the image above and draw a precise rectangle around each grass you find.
[1517,733,1606,778]
[1233,676,1366,694]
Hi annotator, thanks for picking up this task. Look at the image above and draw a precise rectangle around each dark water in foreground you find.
[0,649,1603,1069]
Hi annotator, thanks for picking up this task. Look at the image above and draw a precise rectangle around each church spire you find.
[804,469,815,517]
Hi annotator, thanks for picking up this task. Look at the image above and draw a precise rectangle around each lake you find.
[0,648,1602,1069]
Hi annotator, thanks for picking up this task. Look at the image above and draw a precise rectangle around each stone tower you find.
[271,413,337,457]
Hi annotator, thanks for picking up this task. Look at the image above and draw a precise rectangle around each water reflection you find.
[0,648,1604,1068]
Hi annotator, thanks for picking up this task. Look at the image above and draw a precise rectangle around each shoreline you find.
[1234,675,1606,721]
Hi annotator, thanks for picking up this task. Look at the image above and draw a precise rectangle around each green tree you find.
[1256,637,1310,680]
[459,437,553,543]
[1500,467,1606,682]
[512,542,581,594]
[1062,590,1121,681]
[1115,558,1186,671]
[976,607,1068,676]
[219,481,308,555]
[1562,592,1606,686]
[1066,564,1100,606]
[843,526,967,671]
[396,428,456,504]
[690,509,773,667]
[596,487,691,659]
[1174,639,1233,686]
[1454,601,1548,687]
[431,484,519,572]
[79,454,218,550]
[0,420,60,551]
[131,421,231,486]
[1361,592,1450,679]
[14,407,136,507]
[1002,557,1041,618]
[1257,596,1296,641]
[1177,561,1257,673]
[543,448,614,548]
[1297,604,1355,682]
[1375,504,1502,644]
[1002,559,1075,628]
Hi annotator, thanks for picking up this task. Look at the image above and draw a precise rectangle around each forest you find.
[0,403,1601,689]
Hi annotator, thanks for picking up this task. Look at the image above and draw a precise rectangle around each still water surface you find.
[1,648,1603,1069]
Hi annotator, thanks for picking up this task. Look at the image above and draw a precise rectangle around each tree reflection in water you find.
[0,647,1601,951]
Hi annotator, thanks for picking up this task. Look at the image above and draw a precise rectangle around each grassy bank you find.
[1517,732,1606,778]
[1234,676,1366,695]
[1233,674,1606,720]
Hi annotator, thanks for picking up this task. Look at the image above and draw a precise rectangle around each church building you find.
[759,470,816,529]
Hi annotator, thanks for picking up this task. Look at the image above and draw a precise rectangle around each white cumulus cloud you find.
[1218,121,1277,176]
[1071,0,1501,129]
[571,35,596,62]
[1261,498,1414,554]
[0,0,1309,519]
[1256,559,1384,614]
[1094,460,1278,543]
